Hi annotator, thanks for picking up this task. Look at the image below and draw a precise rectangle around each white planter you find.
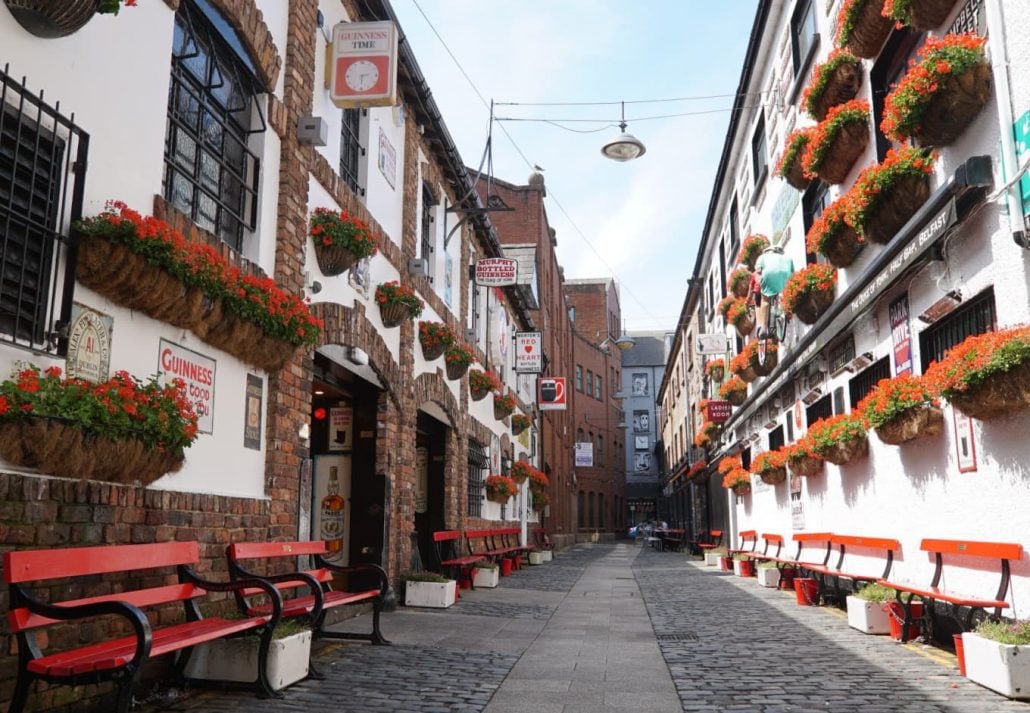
[964,632,1030,699]
[541,550,553,562]
[185,630,311,691]
[705,552,721,567]
[732,559,743,576]
[472,567,499,588]
[405,579,456,608]
[528,551,545,565]
[757,567,780,588]
[846,596,891,635]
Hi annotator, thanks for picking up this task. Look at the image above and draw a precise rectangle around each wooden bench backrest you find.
[229,540,328,560]
[761,533,784,557]
[9,584,208,633]
[4,542,199,584]
[830,535,901,578]
[921,539,1023,560]
[737,530,757,552]
[432,531,461,543]
[790,532,833,564]
[465,529,493,556]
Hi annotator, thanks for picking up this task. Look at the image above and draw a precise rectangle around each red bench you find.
[729,530,757,556]
[694,529,724,554]
[465,528,522,574]
[227,540,391,647]
[751,533,785,562]
[803,534,901,604]
[433,531,486,589]
[532,527,553,552]
[878,538,1024,643]
[4,542,282,713]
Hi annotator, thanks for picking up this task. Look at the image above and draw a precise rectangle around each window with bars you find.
[829,334,856,373]
[919,289,996,372]
[420,184,436,268]
[802,181,830,264]
[467,440,488,517]
[806,393,832,427]
[848,356,891,410]
[768,425,785,451]
[339,108,365,196]
[1,67,85,355]
[164,0,263,252]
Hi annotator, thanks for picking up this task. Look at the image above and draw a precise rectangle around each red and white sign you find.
[158,339,216,434]
[328,21,398,108]
[475,257,518,286]
[889,295,912,376]
[515,332,542,373]
[706,400,732,424]
[539,377,567,411]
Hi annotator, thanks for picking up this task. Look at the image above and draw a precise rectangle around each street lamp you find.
[601,102,646,162]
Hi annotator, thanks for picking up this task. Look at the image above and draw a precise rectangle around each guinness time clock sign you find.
[328,21,398,108]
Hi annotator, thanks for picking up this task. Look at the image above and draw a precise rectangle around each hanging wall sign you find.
[328,21,399,108]
[475,257,518,286]
[243,374,263,450]
[889,295,913,376]
[538,377,567,410]
[574,443,594,468]
[515,332,543,373]
[158,339,216,434]
[66,303,113,383]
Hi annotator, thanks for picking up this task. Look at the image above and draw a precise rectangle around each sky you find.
[389,1,758,332]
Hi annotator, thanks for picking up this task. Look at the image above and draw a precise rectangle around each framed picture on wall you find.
[953,408,977,473]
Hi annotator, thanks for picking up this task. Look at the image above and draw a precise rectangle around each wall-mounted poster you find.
[790,473,805,529]
[631,373,649,396]
[158,339,216,434]
[378,127,396,189]
[634,436,648,450]
[328,407,353,452]
[66,303,113,383]
[444,252,453,307]
[634,452,650,472]
[243,374,263,450]
[954,409,977,473]
[633,410,650,432]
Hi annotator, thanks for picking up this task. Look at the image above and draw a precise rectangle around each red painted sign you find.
[539,377,567,411]
[706,400,732,423]
[889,295,912,376]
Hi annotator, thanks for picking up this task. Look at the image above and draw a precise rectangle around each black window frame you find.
[802,179,831,264]
[164,0,264,252]
[420,183,436,268]
[467,440,488,517]
[871,28,924,162]
[751,113,768,190]
[919,289,996,372]
[806,393,833,427]
[729,195,740,258]
[848,356,892,410]
[790,0,818,76]
[768,425,785,452]
[0,67,86,356]
[339,107,365,197]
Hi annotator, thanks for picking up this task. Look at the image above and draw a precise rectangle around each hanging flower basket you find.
[705,359,726,383]
[730,351,758,384]
[776,128,814,191]
[752,450,788,485]
[806,200,865,269]
[418,321,454,361]
[924,326,1030,421]
[722,467,751,495]
[376,281,424,328]
[783,264,837,325]
[727,267,752,299]
[3,0,114,39]
[444,343,474,381]
[468,369,501,401]
[802,100,870,185]
[876,405,945,445]
[856,373,944,445]
[717,296,737,321]
[309,207,377,276]
[509,461,534,486]
[843,147,935,244]
[733,482,752,497]
[789,453,824,477]
[485,474,518,504]
[748,340,780,377]
[511,414,531,436]
[835,0,892,59]
[809,414,870,465]
[737,234,770,270]
[882,34,991,147]
[494,393,517,421]
[884,0,961,33]
[726,299,755,339]
[720,377,748,407]
[803,50,864,121]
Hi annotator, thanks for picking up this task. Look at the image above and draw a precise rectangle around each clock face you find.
[345,60,380,93]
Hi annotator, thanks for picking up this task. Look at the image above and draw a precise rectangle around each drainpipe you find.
[985,0,1028,246]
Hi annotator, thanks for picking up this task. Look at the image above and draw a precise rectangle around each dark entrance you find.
[415,411,448,573]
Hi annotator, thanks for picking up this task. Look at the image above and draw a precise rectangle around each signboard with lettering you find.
[328,21,398,108]
[695,333,729,355]
[66,303,112,383]
[475,257,518,286]
[243,374,263,450]
[158,339,216,434]
[889,295,912,376]
[706,400,733,423]
[575,442,594,468]
[515,332,543,373]
[328,407,353,453]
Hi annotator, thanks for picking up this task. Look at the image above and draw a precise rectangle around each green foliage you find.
[974,618,1030,645]
[854,583,897,602]
[403,571,450,583]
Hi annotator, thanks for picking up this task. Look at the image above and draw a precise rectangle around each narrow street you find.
[151,544,1028,713]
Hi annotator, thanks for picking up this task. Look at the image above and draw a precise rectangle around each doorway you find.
[415,410,448,573]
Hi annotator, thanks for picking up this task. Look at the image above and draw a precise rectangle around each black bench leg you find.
[8,670,32,713]
[371,600,392,646]
[115,679,135,713]
[306,660,328,680]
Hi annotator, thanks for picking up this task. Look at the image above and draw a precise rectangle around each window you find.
[802,180,831,264]
[588,492,595,528]
[599,494,606,529]
[806,393,832,426]
[467,440,488,517]
[872,30,924,161]
[586,370,593,397]
[768,425,785,451]
[848,356,891,410]
[829,334,856,373]
[919,289,996,371]
[597,435,603,465]
[339,108,365,196]
[719,239,727,299]
[751,113,768,188]
[419,183,436,280]
[165,0,263,251]
[790,0,818,75]
[1,68,85,355]
[595,374,602,400]
[578,491,585,528]
[577,428,585,442]
[729,196,740,258]
[576,365,584,391]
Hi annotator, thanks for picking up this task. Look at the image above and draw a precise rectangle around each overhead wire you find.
[494,91,769,107]
[408,0,685,330]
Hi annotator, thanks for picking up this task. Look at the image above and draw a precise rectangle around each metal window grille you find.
[1,66,87,356]
[768,425,785,451]
[919,289,996,372]
[467,440,488,518]
[420,184,435,261]
[806,393,832,426]
[828,334,856,373]
[949,0,985,34]
[164,0,262,252]
[339,108,364,195]
[848,356,891,410]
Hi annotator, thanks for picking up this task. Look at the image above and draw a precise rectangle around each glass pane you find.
[172,129,198,170]
[199,150,220,193]
[170,172,194,216]
[196,192,218,234]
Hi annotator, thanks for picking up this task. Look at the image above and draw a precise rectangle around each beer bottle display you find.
[320,466,345,561]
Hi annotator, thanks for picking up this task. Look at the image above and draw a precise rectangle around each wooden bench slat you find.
[26,616,268,678]
[761,534,784,544]
[833,535,900,550]
[793,532,833,542]
[433,531,461,542]
[9,584,208,632]
[244,589,381,619]
[876,580,1011,609]
[229,540,326,560]
[4,542,199,584]
[921,539,1023,560]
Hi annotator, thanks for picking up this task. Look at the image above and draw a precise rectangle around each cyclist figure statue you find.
[752,238,794,339]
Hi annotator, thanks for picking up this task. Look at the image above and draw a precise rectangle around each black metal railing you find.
[0,65,87,357]
[848,356,891,410]
[340,108,364,196]
[919,289,996,372]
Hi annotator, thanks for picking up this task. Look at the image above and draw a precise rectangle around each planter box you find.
[540,550,553,562]
[472,567,499,588]
[757,567,781,588]
[963,633,1030,700]
[184,630,311,691]
[405,579,456,608]
[846,596,891,635]
[704,552,722,567]
[528,551,545,565]
[732,559,743,576]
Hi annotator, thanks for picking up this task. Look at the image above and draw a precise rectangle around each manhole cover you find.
[656,633,698,642]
